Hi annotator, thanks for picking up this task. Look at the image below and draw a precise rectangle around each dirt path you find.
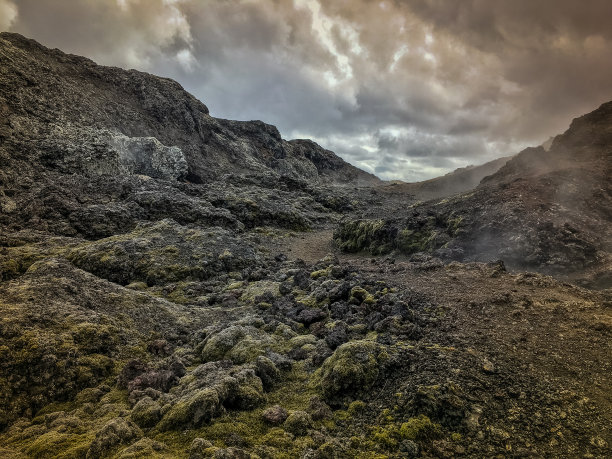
[271,229,337,263]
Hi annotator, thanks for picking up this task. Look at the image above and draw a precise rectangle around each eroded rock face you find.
[40,127,188,180]
[107,134,188,180]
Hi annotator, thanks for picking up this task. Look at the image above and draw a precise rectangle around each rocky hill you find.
[0,32,382,241]
[337,102,612,288]
[0,31,377,186]
[0,34,610,458]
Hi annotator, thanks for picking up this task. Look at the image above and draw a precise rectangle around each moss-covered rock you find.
[25,429,93,458]
[314,340,389,403]
[334,213,466,257]
[333,220,396,255]
[86,417,142,458]
[283,410,312,436]
[201,326,246,362]
[399,415,442,441]
[202,326,275,364]
[130,397,162,428]
[228,337,269,365]
[189,438,214,459]
[254,356,281,391]
[117,438,169,458]
[157,388,222,431]
[226,369,266,410]
[67,219,261,285]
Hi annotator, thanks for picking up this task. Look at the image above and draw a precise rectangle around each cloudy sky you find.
[2,0,612,181]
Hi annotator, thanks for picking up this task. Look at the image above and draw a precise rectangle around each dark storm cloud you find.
[2,0,612,180]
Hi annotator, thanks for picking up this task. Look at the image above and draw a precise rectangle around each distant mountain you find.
[336,102,612,287]
[377,155,512,201]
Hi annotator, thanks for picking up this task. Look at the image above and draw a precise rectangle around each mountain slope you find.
[336,102,612,287]
[0,33,381,240]
[0,32,378,186]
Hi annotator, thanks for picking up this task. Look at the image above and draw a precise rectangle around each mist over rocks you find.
[0,33,610,458]
[336,101,612,288]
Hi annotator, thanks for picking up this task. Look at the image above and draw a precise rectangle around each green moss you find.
[0,258,21,281]
[126,281,148,290]
[201,326,245,362]
[230,383,266,410]
[226,281,244,290]
[162,245,179,255]
[371,425,399,449]
[239,281,280,303]
[202,326,276,364]
[228,337,268,364]
[446,215,463,236]
[313,340,389,402]
[72,323,119,354]
[274,324,297,340]
[396,228,437,254]
[266,362,316,411]
[99,387,130,407]
[26,430,93,459]
[349,286,369,304]
[294,291,321,308]
[349,286,376,307]
[333,219,394,255]
[348,400,367,415]
[260,427,294,449]
[116,438,170,458]
[164,286,190,305]
[310,268,331,279]
[75,354,114,386]
[36,400,78,417]
[283,411,312,436]
[289,334,317,348]
[0,242,69,281]
[157,388,221,431]
[334,410,350,421]
[399,415,442,441]
[131,397,162,428]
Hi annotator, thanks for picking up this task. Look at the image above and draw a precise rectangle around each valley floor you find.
[0,226,610,458]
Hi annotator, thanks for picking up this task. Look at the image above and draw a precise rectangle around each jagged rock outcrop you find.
[37,126,188,180]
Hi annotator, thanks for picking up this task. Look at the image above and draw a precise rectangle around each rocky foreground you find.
[0,33,611,458]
